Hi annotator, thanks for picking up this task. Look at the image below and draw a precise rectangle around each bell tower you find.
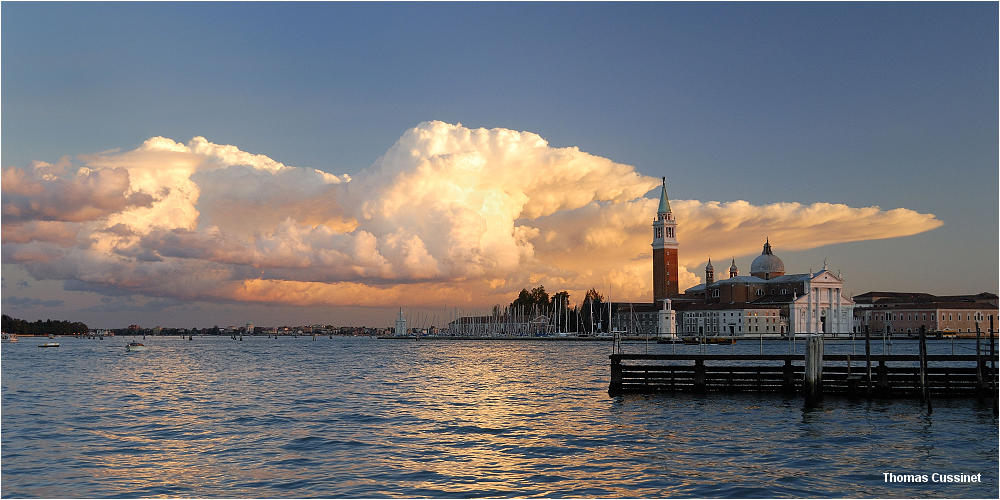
[652,177,679,302]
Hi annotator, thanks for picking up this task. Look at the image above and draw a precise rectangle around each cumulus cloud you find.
[1,162,152,223]
[1,121,943,309]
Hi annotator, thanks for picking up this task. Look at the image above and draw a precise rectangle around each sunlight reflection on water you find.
[2,337,997,498]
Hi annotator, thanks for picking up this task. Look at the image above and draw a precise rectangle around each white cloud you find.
[2,121,943,308]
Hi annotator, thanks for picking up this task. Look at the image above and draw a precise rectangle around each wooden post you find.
[783,358,795,393]
[804,335,824,404]
[919,326,931,412]
[609,355,623,395]
[991,316,996,383]
[694,359,706,393]
[992,316,998,416]
[877,358,888,394]
[976,322,983,393]
[865,326,872,394]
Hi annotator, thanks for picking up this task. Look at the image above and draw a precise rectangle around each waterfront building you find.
[679,304,783,337]
[852,291,998,334]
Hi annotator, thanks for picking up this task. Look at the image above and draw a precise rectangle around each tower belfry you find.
[652,177,679,302]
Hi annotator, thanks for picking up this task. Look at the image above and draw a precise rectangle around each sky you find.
[2,2,997,329]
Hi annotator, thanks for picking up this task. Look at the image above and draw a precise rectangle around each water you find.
[2,336,997,498]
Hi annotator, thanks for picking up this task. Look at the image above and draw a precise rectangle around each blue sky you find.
[2,2,997,327]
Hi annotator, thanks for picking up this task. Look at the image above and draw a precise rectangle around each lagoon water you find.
[2,336,997,498]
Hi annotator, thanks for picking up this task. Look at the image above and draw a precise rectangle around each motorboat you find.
[2,333,18,343]
[125,342,147,352]
[38,342,60,348]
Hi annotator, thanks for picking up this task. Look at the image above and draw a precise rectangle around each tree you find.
[1,314,88,335]
[528,286,549,309]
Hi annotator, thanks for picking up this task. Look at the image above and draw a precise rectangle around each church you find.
[613,180,854,337]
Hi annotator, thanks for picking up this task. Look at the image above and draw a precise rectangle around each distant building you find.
[679,304,783,337]
[683,241,854,335]
[852,292,998,334]
[614,179,855,336]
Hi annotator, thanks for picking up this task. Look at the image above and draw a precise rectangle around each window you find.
[931,313,935,320]
[755,289,764,296]
[712,289,720,298]
[949,314,952,321]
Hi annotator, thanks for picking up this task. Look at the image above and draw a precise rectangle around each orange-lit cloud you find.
[1,121,943,308]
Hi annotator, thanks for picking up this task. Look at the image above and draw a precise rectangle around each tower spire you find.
[657,177,671,214]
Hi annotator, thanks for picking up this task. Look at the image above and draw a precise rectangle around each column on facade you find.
[835,288,841,334]
[810,287,817,334]
[805,288,811,334]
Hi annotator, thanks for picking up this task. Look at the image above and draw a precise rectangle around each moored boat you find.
[38,342,60,348]
[125,342,147,352]
[2,333,18,343]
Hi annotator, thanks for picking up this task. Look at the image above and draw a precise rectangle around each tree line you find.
[496,285,610,334]
[1,314,89,335]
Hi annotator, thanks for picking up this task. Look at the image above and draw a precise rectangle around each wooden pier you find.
[609,352,999,398]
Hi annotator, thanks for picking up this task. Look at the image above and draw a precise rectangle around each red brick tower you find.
[652,178,679,302]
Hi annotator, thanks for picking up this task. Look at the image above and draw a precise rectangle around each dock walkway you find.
[609,352,999,398]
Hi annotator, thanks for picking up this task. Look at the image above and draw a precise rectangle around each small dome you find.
[750,240,785,279]
[705,258,714,270]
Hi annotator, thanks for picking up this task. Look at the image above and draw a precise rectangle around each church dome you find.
[750,240,785,279]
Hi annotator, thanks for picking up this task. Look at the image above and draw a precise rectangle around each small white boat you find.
[38,342,60,348]
[125,342,147,352]
[2,333,18,343]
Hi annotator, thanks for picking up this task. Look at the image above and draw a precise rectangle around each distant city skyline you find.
[2,2,997,328]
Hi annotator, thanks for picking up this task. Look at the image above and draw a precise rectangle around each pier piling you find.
[919,326,931,412]
[804,335,824,403]
[609,356,623,395]
[976,323,983,391]
[865,327,872,394]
